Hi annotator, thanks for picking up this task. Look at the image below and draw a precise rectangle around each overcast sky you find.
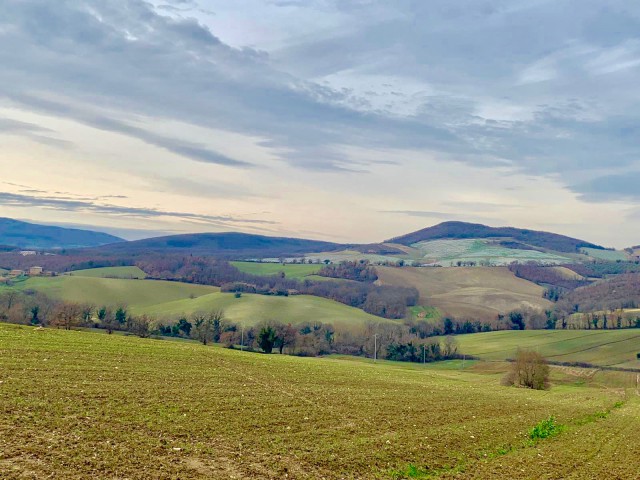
[1,0,639,246]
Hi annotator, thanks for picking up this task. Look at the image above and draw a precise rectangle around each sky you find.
[1,0,639,246]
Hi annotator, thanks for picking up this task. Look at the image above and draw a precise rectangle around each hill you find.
[377,266,552,320]
[143,292,387,328]
[230,261,322,279]
[450,329,640,369]
[89,232,341,258]
[1,323,633,479]
[67,266,147,279]
[8,274,387,328]
[387,221,604,253]
[0,218,123,249]
[19,276,217,308]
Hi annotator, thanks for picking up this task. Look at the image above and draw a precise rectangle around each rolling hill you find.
[387,221,604,253]
[449,329,640,369]
[88,232,341,257]
[8,271,388,328]
[0,218,123,249]
[377,266,552,319]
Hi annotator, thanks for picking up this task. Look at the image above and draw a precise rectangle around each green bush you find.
[529,416,562,440]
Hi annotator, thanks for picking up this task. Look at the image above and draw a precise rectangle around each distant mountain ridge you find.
[0,218,123,249]
[89,232,341,257]
[387,221,604,253]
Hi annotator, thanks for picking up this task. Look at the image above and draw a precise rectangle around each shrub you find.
[529,416,562,440]
[502,349,550,390]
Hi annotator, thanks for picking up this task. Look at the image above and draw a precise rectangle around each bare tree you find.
[51,302,83,330]
[503,349,550,390]
[130,314,152,338]
[191,309,225,345]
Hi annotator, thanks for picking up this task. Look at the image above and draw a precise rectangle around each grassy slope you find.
[18,276,217,308]
[68,266,147,279]
[0,323,631,480]
[452,329,640,368]
[377,266,552,319]
[581,247,629,261]
[6,276,385,328]
[411,239,571,265]
[143,292,389,327]
[231,261,321,279]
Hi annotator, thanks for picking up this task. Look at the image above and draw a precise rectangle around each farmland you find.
[581,247,629,262]
[377,266,552,320]
[143,292,388,327]
[1,323,637,479]
[230,261,322,279]
[67,266,147,279]
[450,329,640,369]
[410,239,572,266]
[1,274,387,328]
[13,276,217,309]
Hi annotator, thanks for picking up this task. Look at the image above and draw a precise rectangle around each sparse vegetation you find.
[0,323,630,479]
[502,349,550,390]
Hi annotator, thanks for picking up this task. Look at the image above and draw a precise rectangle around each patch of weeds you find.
[613,401,625,409]
[529,416,563,441]
[390,462,465,479]
[390,464,431,479]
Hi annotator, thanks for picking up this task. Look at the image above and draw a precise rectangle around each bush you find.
[529,416,562,440]
[502,349,550,390]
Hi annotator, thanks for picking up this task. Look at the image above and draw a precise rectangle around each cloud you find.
[0,117,73,148]
[1,0,640,245]
[572,173,640,202]
[0,191,276,228]
[5,93,251,168]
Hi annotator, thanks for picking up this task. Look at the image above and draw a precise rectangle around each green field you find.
[411,239,571,266]
[2,323,638,479]
[581,247,629,261]
[16,276,217,309]
[3,275,387,328]
[451,330,640,368]
[231,261,322,279]
[67,266,147,279]
[143,292,388,327]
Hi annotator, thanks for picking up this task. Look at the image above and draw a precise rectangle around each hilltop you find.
[0,218,123,249]
[387,221,604,253]
[88,231,341,258]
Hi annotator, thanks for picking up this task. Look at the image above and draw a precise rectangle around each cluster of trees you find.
[317,260,378,282]
[0,291,154,336]
[564,261,640,278]
[556,273,640,314]
[385,336,460,363]
[137,256,418,319]
[508,263,590,290]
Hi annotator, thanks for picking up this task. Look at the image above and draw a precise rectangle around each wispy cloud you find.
[0,191,276,227]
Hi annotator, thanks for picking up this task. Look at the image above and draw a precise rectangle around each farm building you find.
[9,269,24,277]
[20,250,37,256]
[29,266,44,276]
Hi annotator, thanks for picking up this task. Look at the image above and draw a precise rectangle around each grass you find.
[67,266,147,279]
[581,247,629,261]
[231,261,322,279]
[449,329,640,368]
[410,239,571,266]
[13,276,217,308]
[0,323,631,479]
[528,416,563,440]
[408,305,442,322]
[2,275,387,328]
[142,292,390,328]
[377,266,551,320]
